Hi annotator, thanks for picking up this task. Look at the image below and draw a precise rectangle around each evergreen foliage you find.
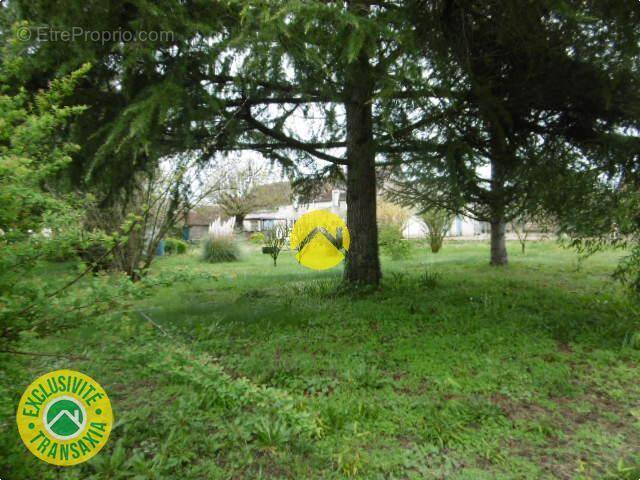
[388,0,639,266]
[2,0,638,283]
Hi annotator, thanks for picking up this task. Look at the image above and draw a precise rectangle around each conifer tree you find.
[389,0,639,265]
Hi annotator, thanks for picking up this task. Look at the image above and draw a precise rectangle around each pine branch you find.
[242,112,348,165]
[224,96,337,107]
[215,141,347,150]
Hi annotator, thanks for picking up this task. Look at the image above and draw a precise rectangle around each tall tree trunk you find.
[489,155,508,266]
[343,1,381,286]
[234,214,245,233]
[345,141,380,285]
[490,217,508,265]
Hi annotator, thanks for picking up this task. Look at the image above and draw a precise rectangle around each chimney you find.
[331,189,341,208]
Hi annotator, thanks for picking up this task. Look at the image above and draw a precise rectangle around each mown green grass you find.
[2,240,640,479]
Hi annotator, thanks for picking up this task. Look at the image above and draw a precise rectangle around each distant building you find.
[183,206,226,241]
[244,189,346,232]
[403,215,490,239]
[185,183,498,241]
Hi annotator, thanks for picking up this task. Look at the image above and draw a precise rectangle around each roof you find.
[186,184,346,225]
[251,181,293,208]
[185,205,225,226]
[313,190,346,203]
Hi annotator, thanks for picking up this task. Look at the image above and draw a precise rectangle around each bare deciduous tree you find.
[214,159,270,233]
[107,155,227,279]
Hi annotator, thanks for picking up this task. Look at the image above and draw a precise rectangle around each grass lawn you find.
[2,240,639,479]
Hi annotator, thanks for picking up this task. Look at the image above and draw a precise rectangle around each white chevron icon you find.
[46,408,82,430]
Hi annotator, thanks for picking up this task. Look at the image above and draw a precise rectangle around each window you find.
[263,219,275,230]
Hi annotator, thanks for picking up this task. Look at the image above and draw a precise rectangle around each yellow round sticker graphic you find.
[16,369,113,466]
[291,210,350,270]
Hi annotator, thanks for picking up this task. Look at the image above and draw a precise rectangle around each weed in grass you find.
[291,278,340,298]
[419,267,441,289]
[345,363,389,389]
[254,417,293,450]
[388,271,409,289]
[320,397,382,434]
[525,418,562,439]
[334,443,365,478]
[605,456,640,480]
[417,398,508,449]
[321,402,350,432]
[240,288,269,299]
[302,376,339,397]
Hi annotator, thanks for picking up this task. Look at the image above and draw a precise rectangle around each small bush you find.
[420,208,453,253]
[379,224,402,247]
[201,235,240,263]
[377,200,410,228]
[264,225,289,266]
[164,238,188,255]
[379,224,410,260]
[249,232,265,244]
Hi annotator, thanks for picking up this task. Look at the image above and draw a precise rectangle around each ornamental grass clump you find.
[201,217,240,263]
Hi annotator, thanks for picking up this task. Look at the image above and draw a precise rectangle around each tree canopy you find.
[3,0,639,283]
[388,0,640,265]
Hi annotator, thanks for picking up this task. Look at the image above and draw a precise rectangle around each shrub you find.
[201,235,240,263]
[264,225,289,266]
[377,199,411,260]
[420,208,453,253]
[615,242,640,294]
[164,238,188,255]
[377,199,410,228]
[379,224,411,260]
[249,232,265,244]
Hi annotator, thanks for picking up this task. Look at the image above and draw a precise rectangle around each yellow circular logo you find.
[291,210,350,270]
[16,369,113,466]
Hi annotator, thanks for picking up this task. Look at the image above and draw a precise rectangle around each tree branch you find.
[224,96,337,107]
[216,141,347,150]
[208,74,338,99]
[242,113,348,165]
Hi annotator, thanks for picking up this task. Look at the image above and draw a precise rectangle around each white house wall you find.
[403,216,427,239]
[243,199,347,232]
[242,191,484,239]
[403,215,482,239]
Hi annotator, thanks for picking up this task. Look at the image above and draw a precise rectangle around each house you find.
[403,215,489,239]
[244,189,346,232]
[183,206,226,241]
[185,182,492,241]
[244,187,493,239]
